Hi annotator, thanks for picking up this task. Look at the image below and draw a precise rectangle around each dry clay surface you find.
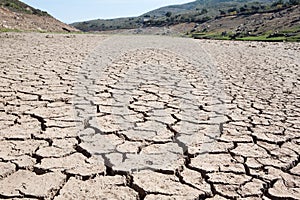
[0,33,299,200]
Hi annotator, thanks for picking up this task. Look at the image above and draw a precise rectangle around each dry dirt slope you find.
[0,1,78,32]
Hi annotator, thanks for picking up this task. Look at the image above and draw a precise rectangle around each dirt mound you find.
[0,6,78,32]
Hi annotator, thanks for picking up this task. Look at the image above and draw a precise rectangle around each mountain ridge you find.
[144,0,274,17]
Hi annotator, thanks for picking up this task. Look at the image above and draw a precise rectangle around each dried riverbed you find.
[0,33,299,199]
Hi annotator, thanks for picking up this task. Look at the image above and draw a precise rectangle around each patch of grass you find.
[192,33,231,40]
[0,28,22,32]
[286,34,300,42]
[193,32,300,42]
[0,28,84,34]
[237,34,300,42]
[280,26,300,33]
[236,35,286,41]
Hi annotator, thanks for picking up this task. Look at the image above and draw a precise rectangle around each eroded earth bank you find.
[0,33,299,199]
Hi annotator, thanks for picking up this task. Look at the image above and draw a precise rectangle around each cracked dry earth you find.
[0,33,299,200]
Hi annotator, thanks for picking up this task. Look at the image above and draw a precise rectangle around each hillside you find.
[144,0,275,17]
[192,4,300,41]
[71,0,300,41]
[72,0,278,32]
[0,0,78,32]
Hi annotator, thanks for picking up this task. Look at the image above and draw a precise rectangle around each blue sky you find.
[21,0,195,23]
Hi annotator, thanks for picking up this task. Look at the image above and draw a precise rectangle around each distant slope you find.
[72,0,278,32]
[144,0,274,17]
[0,0,78,32]
[72,0,300,41]
[86,4,300,42]
[193,5,300,41]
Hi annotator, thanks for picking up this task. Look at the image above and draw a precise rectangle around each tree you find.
[219,10,226,15]
[251,5,260,12]
[228,7,237,13]
[201,8,208,15]
[239,6,247,13]
[228,7,238,15]
[288,0,300,5]
[165,12,172,17]
[272,0,284,7]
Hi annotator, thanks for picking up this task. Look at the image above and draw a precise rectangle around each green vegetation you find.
[0,0,50,16]
[237,35,287,42]
[236,35,300,42]
[193,31,300,42]
[192,32,231,40]
[0,28,84,34]
[238,24,300,42]
[0,28,21,32]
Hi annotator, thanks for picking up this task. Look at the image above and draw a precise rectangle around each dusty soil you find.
[0,33,299,199]
[0,7,78,32]
[100,23,196,36]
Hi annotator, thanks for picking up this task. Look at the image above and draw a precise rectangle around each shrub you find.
[288,0,300,5]
[219,10,226,15]
[165,12,172,17]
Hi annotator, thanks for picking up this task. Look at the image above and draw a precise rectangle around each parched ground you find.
[0,33,299,200]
